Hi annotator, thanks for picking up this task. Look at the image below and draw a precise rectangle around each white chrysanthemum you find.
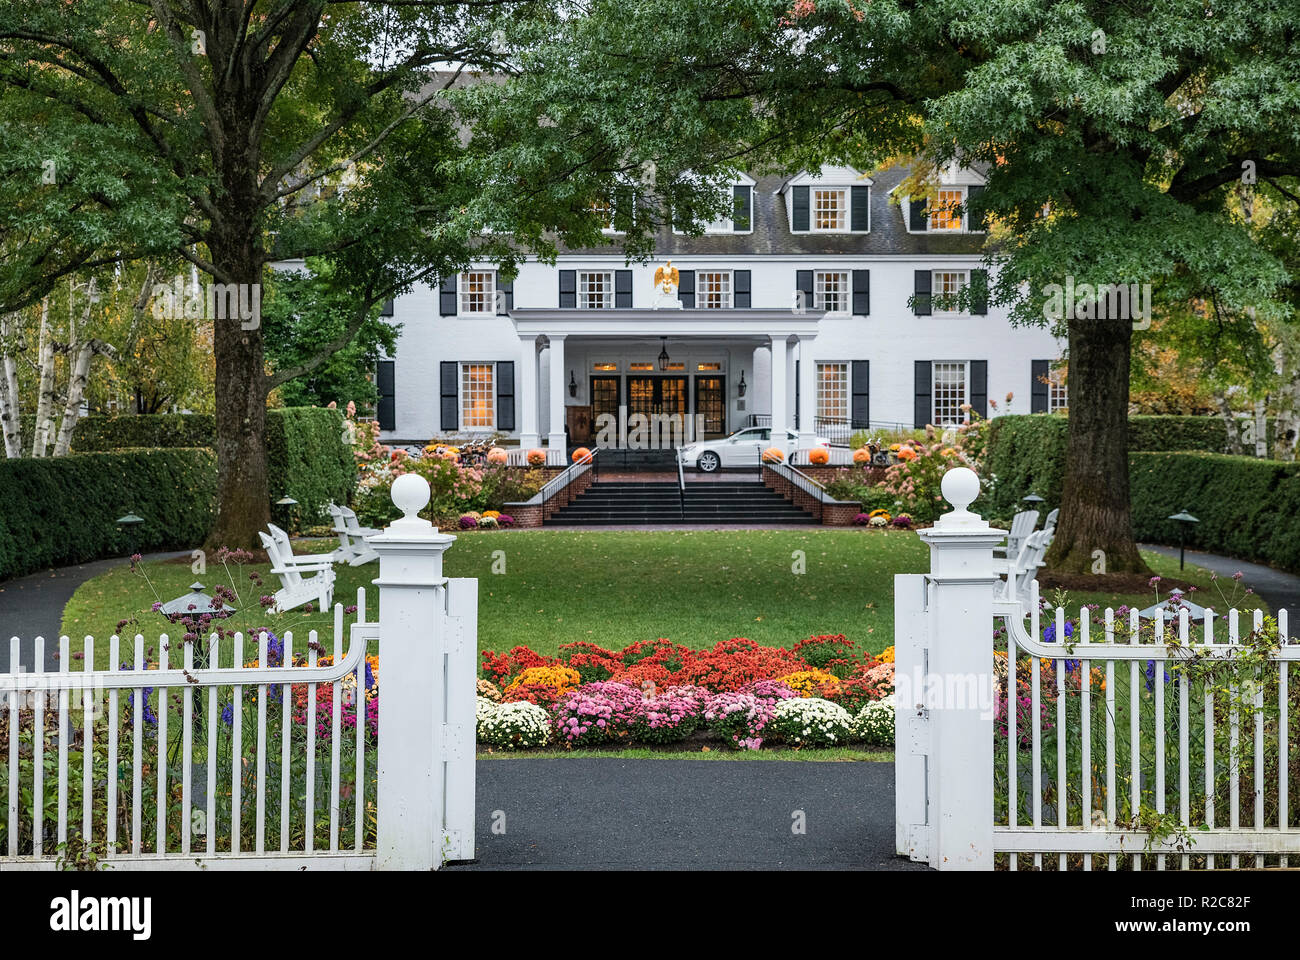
[770,697,853,747]
[853,695,896,747]
[477,700,551,749]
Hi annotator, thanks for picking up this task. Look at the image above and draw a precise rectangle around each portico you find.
[509,309,824,451]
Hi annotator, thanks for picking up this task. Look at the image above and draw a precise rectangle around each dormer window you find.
[929,189,964,231]
[908,183,986,233]
[786,167,871,234]
[813,189,847,231]
[674,177,755,234]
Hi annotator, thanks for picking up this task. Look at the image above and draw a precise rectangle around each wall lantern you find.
[568,370,577,398]
[737,370,747,398]
[657,338,670,372]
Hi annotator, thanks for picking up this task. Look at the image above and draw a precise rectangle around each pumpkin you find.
[852,447,872,464]
[571,447,593,464]
[761,446,785,463]
[526,448,547,466]
[486,447,509,464]
[807,446,830,465]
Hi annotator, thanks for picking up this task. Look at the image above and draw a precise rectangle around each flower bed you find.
[475,635,895,752]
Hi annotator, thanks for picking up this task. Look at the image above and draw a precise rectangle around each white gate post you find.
[911,467,1004,870]
[371,474,459,870]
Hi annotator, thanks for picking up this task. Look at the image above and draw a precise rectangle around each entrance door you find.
[694,376,726,437]
[590,376,620,431]
[627,376,688,419]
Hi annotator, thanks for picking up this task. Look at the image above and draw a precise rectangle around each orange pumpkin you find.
[807,446,830,465]
[761,446,785,463]
[852,447,871,464]
[486,447,509,464]
[572,447,593,464]
[526,448,547,466]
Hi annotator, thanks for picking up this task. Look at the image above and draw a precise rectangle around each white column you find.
[547,334,567,452]
[797,336,818,449]
[371,474,458,871]
[769,335,787,437]
[911,468,1004,870]
[518,334,539,449]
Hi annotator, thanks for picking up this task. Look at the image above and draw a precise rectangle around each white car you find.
[678,427,830,472]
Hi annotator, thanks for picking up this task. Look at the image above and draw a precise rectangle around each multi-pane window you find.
[1049,372,1068,412]
[591,199,615,231]
[698,271,732,309]
[815,272,850,313]
[929,189,964,231]
[933,271,967,313]
[816,362,850,421]
[461,363,495,428]
[932,362,968,427]
[459,271,495,314]
[813,189,846,231]
[578,271,613,309]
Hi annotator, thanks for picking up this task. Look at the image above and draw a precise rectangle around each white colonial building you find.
[375,163,1065,452]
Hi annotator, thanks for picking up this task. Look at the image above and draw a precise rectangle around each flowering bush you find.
[629,685,707,743]
[459,514,478,529]
[891,513,913,529]
[880,418,986,522]
[477,678,502,701]
[476,695,498,727]
[774,669,841,698]
[853,513,870,525]
[502,664,582,707]
[552,681,643,746]
[478,701,552,749]
[481,645,557,686]
[768,697,853,747]
[703,692,780,750]
[478,515,499,529]
[869,515,888,527]
[853,695,895,746]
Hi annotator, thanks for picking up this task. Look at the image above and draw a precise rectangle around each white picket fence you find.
[896,467,1300,870]
[0,475,476,871]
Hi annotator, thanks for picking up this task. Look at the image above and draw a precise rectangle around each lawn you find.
[58,529,1267,672]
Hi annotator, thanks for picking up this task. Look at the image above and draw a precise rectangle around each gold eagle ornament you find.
[653,260,680,294]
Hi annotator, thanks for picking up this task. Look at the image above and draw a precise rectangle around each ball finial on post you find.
[390,473,433,530]
[936,466,986,529]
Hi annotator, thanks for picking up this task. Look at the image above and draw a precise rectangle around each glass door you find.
[694,376,725,436]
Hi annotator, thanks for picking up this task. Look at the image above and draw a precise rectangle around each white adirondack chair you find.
[1044,507,1059,530]
[998,529,1049,606]
[340,506,380,566]
[997,509,1040,560]
[326,503,356,563]
[258,528,336,614]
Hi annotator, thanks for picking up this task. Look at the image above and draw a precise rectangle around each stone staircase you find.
[546,479,818,526]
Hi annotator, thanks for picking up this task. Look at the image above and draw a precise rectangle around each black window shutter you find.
[496,361,515,430]
[497,277,513,315]
[852,270,870,315]
[678,270,695,308]
[439,276,457,316]
[734,270,752,308]
[908,197,928,231]
[794,358,800,429]
[440,361,458,431]
[1030,360,1050,413]
[380,298,394,318]
[913,270,932,316]
[850,186,869,231]
[970,268,989,315]
[851,360,870,429]
[966,184,986,231]
[376,360,395,431]
[792,186,810,232]
[559,270,576,308]
[615,270,633,308]
[914,361,932,428]
[796,270,814,312]
[733,185,752,231]
[970,360,988,419]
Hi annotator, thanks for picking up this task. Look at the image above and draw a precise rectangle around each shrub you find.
[703,692,782,750]
[853,696,895,747]
[629,685,707,743]
[477,701,552,749]
[502,665,582,707]
[768,697,854,747]
[552,681,643,746]
[775,669,841,698]
[0,448,216,581]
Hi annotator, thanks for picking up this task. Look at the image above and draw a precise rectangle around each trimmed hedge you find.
[984,415,1249,518]
[71,408,353,521]
[1130,452,1300,574]
[0,448,216,581]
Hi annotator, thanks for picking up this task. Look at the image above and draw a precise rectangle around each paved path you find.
[446,758,923,871]
[1140,544,1300,614]
[0,552,188,672]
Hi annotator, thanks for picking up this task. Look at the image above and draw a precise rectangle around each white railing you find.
[790,447,858,466]
[895,466,1300,871]
[0,475,476,871]
[506,447,567,467]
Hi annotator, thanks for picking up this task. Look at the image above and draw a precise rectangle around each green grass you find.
[58,530,1267,672]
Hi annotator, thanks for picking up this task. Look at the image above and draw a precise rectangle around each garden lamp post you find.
[1167,509,1200,570]
[115,512,144,557]
[1022,493,1046,507]
[275,496,298,532]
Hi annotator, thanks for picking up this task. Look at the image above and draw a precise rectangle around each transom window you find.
[932,362,968,427]
[813,189,846,231]
[930,189,964,231]
[933,271,967,313]
[816,362,850,421]
[461,363,495,428]
[698,271,732,309]
[697,362,722,371]
[593,362,618,371]
[628,362,655,371]
[578,271,613,309]
[459,271,495,314]
[815,272,850,314]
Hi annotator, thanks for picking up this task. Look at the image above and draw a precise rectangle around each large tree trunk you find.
[0,312,23,458]
[1044,316,1152,575]
[206,233,270,550]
